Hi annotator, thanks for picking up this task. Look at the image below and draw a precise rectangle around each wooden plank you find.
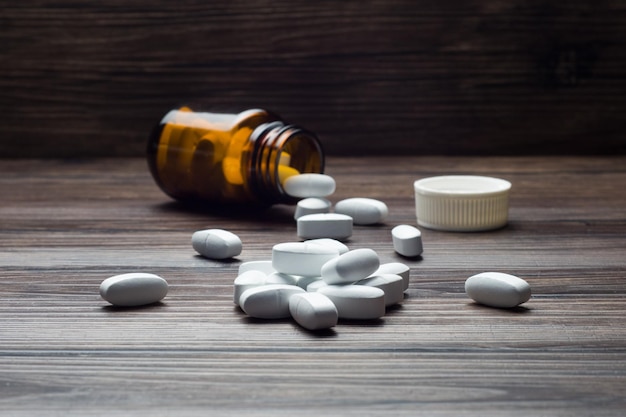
[0,156,625,415]
[2,1,626,157]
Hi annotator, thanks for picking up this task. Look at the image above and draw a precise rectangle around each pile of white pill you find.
[234,239,411,330]
[99,172,532,324]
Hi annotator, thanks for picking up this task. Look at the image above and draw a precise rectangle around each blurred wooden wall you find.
[1,0,625,157]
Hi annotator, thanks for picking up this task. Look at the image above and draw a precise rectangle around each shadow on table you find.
[466,302,533,314]
[101,301,168,312]
[155,200,296,225]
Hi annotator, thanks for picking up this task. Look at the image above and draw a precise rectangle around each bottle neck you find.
[248,121,324,204]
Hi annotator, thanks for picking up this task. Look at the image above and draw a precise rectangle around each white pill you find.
[304,238,349,254]
[294,197,331,219]
[192,228,242,259]
[372,262,410,291]
[283,173,336,198]
[272,241,339,277]
[289,292,338,330]
[265,272,299,286]
[233,270,267,305]
[239,284,305,319]
[357,274,405,306]
[297,213,353,240]
[318,285,386,320]
[306,279,329,292]
[100,273,168,307]
[391,224,423,257]
[465,272,531,308]
[238,260,275,275]
[295,275,322,290]
[334,197,389,225]
[321,248,380,285]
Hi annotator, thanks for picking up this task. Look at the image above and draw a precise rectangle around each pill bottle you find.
[147,107,324,205]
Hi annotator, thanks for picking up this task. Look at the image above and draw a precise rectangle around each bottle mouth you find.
[249,122,324,204]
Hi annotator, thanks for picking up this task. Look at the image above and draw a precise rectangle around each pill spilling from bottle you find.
[101,158,532,332]
[282,173,336,198]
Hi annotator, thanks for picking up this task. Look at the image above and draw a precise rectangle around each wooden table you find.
[1,156,625,416]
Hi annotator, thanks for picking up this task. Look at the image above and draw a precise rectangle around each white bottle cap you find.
[414,175,511,232]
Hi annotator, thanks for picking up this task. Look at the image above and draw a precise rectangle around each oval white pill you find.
[321,248,380,285]
[238,260,275,275]
[239,284,305,319]
[391,224,423,257]
[372,262,410,291]
[272,241,339,277]
[233,270,267,305]
[289,292,338,330]
[306,279,329,292]
[304,238,349,254]
[192,228,242,259]
[283,173,336,198]
[357,274,405,306]
[100,273,168,307]
[334,198,389,225]
[297,213,353,241]
[295,275,322,290]
[294,197,331,219]
[465,272,531,308]
[265,272,299,286]
[318,285,386,320]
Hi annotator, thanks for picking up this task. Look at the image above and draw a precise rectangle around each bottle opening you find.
[249,122,324,204]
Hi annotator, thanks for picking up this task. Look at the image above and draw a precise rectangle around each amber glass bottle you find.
[147,107,324,205]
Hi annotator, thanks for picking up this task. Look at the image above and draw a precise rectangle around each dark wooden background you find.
[1,0,625,158]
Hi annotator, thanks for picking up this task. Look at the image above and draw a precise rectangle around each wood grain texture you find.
[0,156,625,416]
[1,1,625,157]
